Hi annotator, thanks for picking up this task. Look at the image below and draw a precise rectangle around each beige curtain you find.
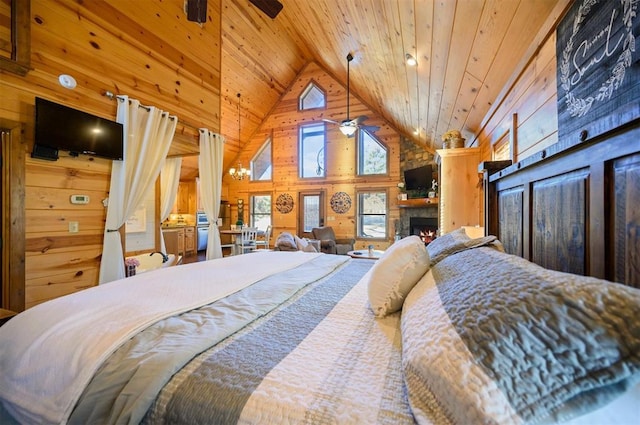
[159,157,182,253]
[198,129,225,260]
[99,96,177,283]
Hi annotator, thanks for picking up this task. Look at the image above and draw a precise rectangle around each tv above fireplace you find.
[403,165,432,191]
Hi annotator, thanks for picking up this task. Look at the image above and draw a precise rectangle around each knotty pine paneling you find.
[1,0,223,308]
[226,62,401,250]
[25,154,111,307]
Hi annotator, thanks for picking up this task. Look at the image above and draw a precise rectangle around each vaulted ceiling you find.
[181,0,567,179]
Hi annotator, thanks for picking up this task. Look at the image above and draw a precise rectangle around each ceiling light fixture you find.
[405,53,417,66]
[58,74,77,89]
[339,122,357,137]
[340,53,357,137]
[230,93,250,180]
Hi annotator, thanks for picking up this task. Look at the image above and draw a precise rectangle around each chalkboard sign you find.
[556,0,640,143]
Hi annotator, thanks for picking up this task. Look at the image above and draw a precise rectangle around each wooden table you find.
[347,249,385,260]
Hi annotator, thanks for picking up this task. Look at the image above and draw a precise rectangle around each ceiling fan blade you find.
[249,0,283,19]
[352,115,369,125]
[322,118,341,125]
[360,125,380,132]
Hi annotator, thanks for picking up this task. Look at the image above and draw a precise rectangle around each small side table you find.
[347,249,385,260]
[0,308,17,327]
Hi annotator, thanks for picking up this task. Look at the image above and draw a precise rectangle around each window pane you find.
[299,124,325,178]
[358,192,387,238]
[358,131,387,175]
[303,195,320,232]
[250,195,271,229]
[361,215,386,238]
[300,83,326,110]
[251,138,272,181]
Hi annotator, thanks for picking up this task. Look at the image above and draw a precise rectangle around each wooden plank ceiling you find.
[180,0,561,180]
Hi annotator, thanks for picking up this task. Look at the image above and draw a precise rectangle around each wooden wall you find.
[225,62,403,251]
[24,154,111,308]
[0,0,222,310]
[474,30,560,165]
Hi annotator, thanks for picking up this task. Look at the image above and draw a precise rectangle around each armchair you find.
[311,226,355,255]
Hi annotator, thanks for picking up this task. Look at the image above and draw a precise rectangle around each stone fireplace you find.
[410,217,438,244]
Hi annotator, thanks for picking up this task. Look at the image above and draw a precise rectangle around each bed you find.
[1,128,639,424]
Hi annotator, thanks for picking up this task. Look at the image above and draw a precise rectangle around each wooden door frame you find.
[1,119,26,312]
[297,190,325,238]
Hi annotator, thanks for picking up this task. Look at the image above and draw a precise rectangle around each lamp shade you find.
[340,124,357,136]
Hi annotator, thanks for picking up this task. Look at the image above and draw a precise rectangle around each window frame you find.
[298,122,327,179]
[356,129,389,176]
[356,189,388,240]
[249,192,272,229]
[250,136,272,181]
[298,80,327,111]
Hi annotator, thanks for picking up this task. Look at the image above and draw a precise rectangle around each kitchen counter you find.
[162,223,195,229]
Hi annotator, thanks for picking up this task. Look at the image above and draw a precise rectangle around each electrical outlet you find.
[69,221,79,233]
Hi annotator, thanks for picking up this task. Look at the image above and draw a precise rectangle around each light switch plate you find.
[69,221,79,233]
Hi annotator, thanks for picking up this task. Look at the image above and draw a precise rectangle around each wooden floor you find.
[182,250,206,264]
[181,247,236,264]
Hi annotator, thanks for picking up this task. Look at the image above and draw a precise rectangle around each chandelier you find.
[229,162,249,180]
[229,93,250,180]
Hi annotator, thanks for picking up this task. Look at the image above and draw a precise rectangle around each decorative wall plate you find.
[276,193,294,214]
[330,191,352,214]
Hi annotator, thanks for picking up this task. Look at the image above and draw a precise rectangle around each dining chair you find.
[237,227,258,254]
[255,225,272,249]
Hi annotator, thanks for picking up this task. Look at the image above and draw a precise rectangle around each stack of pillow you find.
[273,232,318,253]
[363,228,640,425]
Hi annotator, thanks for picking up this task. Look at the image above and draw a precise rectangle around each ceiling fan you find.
[248,0,283,19]
[323,53,380,138]
[185,0,283,22]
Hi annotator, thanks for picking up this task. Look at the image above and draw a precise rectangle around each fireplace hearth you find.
[410,217,438,244]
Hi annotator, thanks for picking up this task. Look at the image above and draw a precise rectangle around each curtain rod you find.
[103,90,201,131]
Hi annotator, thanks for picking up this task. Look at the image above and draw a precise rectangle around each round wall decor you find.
[276,193,294,214]
[330,191,352,214]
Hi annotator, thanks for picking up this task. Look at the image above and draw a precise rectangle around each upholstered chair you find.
[311,226,355,255]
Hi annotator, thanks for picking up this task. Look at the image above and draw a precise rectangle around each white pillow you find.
[275,232,297,250]
[366,236,430,317]
[294,236,317,253]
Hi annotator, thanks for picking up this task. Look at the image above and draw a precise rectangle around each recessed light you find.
[405,53,417,66]
[58,74,77,89]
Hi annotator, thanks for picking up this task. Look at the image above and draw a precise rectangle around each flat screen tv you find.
[403,165,432,190]
[34,97,124,160]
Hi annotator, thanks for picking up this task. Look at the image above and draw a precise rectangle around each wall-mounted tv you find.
[33,97,124,161]
[403,165,432,190]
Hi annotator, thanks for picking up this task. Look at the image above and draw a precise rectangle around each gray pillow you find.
[426,227,502,266]
[402,246,640,424]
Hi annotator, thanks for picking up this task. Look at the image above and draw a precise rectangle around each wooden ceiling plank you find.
[437,0,484,138]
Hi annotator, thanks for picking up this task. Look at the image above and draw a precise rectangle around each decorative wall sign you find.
[330,191,352,214]
[276,193,294,214]
[556,0,639,143]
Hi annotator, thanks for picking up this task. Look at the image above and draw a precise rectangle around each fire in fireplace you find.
[410,217,438,245]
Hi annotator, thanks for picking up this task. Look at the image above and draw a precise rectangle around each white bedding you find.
[0,252,332,425]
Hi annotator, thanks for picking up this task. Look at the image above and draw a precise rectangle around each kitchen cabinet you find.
[163,226,195,257]
[435,147,482,235]
[184,226,195,255]
[173,181,197,214]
